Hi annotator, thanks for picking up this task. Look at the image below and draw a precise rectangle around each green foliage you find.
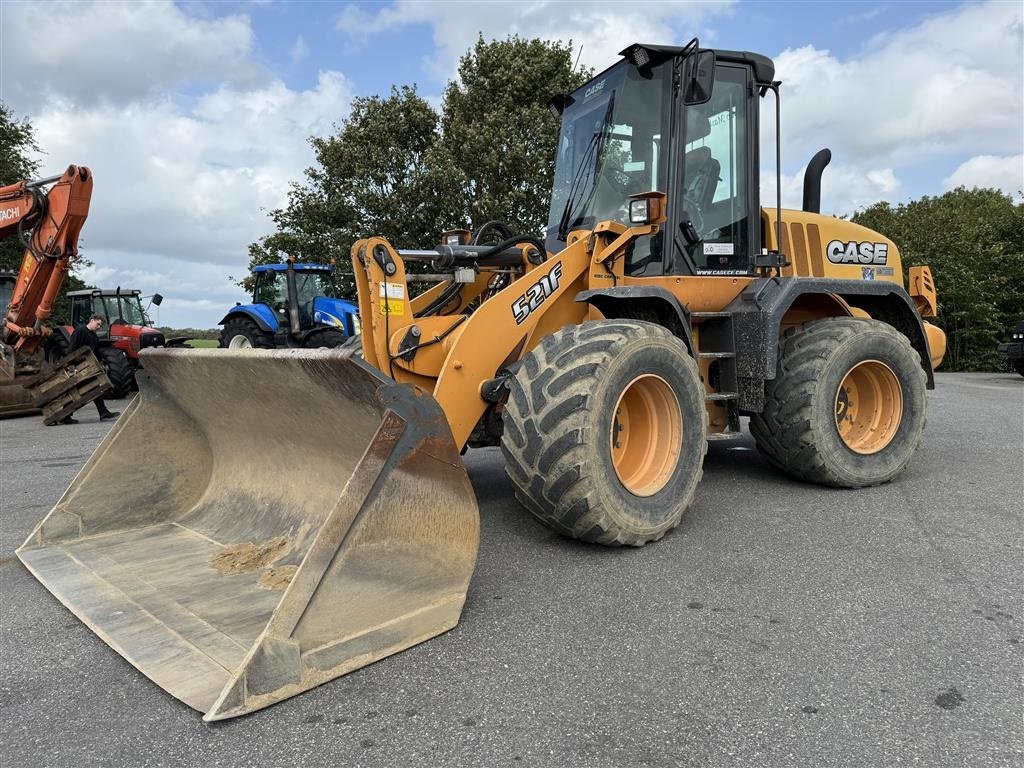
[159,327,220,341]
[437,35,592,233]
[854,187,1024,371]
[0,101,41,273]
[0,101,90,325]
[246,85,450,296]
[248,37,590,296]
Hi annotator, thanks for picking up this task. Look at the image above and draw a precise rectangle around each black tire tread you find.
[501,320,707,547]
[98,346,135,399]
[218,316,274,349]
[749,317,926,487]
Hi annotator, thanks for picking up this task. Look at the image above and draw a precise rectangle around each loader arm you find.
[1,165,93,359]
[352,216,665,449]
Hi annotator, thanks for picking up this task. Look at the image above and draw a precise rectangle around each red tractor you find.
[49,288,183,397]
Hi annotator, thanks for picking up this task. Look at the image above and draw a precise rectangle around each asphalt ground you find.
[1,372,1021,767]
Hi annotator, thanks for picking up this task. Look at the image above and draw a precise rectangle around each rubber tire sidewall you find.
[219,316,272,349]
[98,346,134,399]
[304,329,348,348]
[578,335,706,536]
[800,324,926,487]
[501,320,708,546]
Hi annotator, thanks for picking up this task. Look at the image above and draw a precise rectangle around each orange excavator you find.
[0,165,108,419]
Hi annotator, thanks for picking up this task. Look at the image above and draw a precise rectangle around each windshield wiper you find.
[557,92,616,242]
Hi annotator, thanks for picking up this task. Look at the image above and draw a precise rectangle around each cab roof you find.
[618,43,775,84]
[67,289,142,297]
[253,263,332,273]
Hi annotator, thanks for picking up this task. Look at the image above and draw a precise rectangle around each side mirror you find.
[152,293,163,307]
[683,51,716,105]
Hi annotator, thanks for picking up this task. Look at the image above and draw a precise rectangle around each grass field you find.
[184,339,219,348]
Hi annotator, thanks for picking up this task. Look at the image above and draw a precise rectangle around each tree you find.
[248,37,591,292]
[853,187,1024,371]
[437,35,591,233]
[247,85,454,294]
[0,101,41,273]
[0,101,88,325]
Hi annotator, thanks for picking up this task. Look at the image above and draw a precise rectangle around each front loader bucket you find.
[17,348,479,721]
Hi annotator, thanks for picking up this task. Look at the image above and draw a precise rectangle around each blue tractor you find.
[218,262,359,349]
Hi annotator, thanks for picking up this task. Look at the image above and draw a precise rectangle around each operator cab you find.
[252,264,336,328]
[546,42,774,278]
[67,289,156,335]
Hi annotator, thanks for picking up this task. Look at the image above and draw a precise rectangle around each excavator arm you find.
[1,165,93,361]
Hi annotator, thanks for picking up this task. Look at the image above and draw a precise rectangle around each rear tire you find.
[501,320,707,547]
[750,317,927,488]
[219,316,273,349]
[304,329,348,348]
[98,347,135,399]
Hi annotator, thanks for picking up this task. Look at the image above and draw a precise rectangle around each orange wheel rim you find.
[610,375,683,496]
[834,360,903,454]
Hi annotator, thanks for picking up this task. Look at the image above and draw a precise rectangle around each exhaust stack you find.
[802,148,832,214]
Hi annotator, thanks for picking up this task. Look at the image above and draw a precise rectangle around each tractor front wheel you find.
[43,330,69,363]
[219,316,273,349]
[98,347,135,399]
[501,320,707,547]
[750,317,927,487]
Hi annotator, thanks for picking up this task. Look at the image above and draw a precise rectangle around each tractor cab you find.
[219,263,360,349]
[253,264,336,329]
[546,42,773,277]
[66,288,166,355]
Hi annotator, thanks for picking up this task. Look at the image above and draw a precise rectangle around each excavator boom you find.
[2,165,93,358]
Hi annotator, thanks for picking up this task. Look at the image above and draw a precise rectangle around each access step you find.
[704,391,738,401]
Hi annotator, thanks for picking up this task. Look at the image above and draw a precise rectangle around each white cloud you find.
[335,1,736,79]
[760,163,901,217]
[0,1,261,109]
[1,0,355,329]
[943,154,1024,197]
[767,1,1022,172]
[29,70,352,328]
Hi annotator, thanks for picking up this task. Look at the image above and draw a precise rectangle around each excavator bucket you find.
[17,347,479,721]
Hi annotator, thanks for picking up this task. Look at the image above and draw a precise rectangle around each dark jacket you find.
[68,326,100,355]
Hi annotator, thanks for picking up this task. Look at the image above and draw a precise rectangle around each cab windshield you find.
[100,295,147,325]
[255,269,336,327]
[546,61,669,258]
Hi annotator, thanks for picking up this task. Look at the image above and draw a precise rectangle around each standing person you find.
[59,314,120,424]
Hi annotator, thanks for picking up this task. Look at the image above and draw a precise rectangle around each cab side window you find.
[680,64,750,273]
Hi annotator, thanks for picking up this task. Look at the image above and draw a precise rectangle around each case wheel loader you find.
[18,41,946,720]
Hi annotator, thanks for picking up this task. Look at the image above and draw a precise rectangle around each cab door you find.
[671,61,759,275]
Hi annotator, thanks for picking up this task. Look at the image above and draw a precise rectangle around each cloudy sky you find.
[1,0,1021,329]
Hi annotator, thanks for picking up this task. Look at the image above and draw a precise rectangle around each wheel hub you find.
[834,359,903,454]
[610,374,683,497]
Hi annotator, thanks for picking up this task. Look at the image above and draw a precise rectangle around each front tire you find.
[98,347,134,399]
[219,316,274,349]
[501,320,708,547]
[750,317,927,488]
[43,329,69,363]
